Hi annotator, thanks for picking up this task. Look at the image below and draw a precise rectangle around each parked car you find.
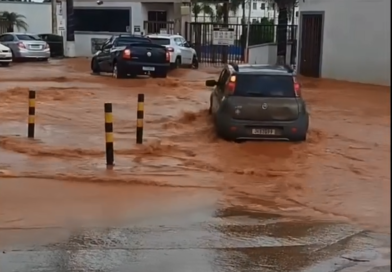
[37,33,64,57]
[0,32,50,61]
[207,63,309,142]
[146,33,198,69]
[0,43,12,67]
[91,34,170,79]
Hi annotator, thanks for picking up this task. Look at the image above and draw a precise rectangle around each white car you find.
[0,43,12,67]
[146,34,198,69]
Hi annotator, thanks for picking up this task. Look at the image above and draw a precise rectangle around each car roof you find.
[232,64,294,76]
[147,34,182,39]
[2,32,35,35]
[115,34,147,38]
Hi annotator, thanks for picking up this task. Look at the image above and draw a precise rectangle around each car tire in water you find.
[175,57,181,69]
[91,58,100,74]
[291,133,307,142]
[112,62,126,79]
[192,55,199,69]
[208,96,213,115]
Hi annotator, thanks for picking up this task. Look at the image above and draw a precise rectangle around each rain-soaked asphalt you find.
[0,59,390,272]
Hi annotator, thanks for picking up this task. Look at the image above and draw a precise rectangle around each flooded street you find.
[0,59,390,271]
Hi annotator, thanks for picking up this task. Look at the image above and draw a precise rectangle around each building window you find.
[252,2,257,10]
[260,3,265,10]
[74,9,130,32]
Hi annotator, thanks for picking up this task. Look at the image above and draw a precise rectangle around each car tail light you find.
[166,51,170,62]
[226,75,236,94]
[122,49,131,59]
[17,42,26,49]
[293,77,301,97]
[166,47,174,52]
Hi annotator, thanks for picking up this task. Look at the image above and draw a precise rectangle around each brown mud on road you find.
[0,59,390,271]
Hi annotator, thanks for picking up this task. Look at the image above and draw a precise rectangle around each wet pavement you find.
[0,59,390,271]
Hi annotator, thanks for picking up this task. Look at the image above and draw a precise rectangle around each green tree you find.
[0,11,28,32]
[192,3,202,22]
[214,4,224,22]
[192,1,215,22]
[268,0,298,64]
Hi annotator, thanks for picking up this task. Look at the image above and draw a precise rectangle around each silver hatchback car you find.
[207,64,309,142]
[0,32,50,61]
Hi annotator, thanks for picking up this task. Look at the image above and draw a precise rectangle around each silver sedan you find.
[0,32,50,61]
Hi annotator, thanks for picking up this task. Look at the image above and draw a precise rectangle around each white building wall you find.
[299,0,390,86]
[0,2,52,34]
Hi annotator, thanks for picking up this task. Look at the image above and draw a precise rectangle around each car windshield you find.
[234,74,295,97]
[16,34,41,41]
[116,37,151,46]
[149,38,170,46]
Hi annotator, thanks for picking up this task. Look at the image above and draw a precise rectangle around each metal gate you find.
[185,22,296,65]
[185,22,245,64]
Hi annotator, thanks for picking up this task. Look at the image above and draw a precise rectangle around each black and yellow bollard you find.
[104,103,114,166]
[136,94,144,144]
[27,90,36,138]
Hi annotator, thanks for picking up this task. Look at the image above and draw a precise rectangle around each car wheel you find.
[0,62,10,67]
[91,58,100,74]
[10,50,17,62]
[192,55,199,69]
[151,70,167,78]
[175,57,181,69]
[41,58,48,61]
[112,62,126,79]
[208,97,213,115]
[291,133,307,142]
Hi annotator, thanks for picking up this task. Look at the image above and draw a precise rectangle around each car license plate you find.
[0,54,4,57]
[142,66,155,71]
[252,128,276,135]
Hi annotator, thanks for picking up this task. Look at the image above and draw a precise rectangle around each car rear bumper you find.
[215,113,309,141]
[17,49,50,59]
[118,60,169,74]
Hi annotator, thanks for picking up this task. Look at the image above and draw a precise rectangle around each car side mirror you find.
[205,80,217,87]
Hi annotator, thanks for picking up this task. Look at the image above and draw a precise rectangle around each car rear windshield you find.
[116,37,151,46]
[16,34,41,41]
[234,74,295,97]
[149,38,170,46]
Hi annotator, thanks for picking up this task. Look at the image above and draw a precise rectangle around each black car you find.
[206,64,309,142]
[37,33,64,57]
[91,34,170,78]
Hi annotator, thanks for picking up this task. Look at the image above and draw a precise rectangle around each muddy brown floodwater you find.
[0,59,390,272]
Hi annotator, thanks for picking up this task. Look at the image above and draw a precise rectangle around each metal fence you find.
[185,22,297,64]
[143,21,176,35]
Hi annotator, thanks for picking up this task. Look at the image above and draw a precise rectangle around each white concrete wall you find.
[248,43,291,65]
[0,2,52,34]
[299,0,390,86]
